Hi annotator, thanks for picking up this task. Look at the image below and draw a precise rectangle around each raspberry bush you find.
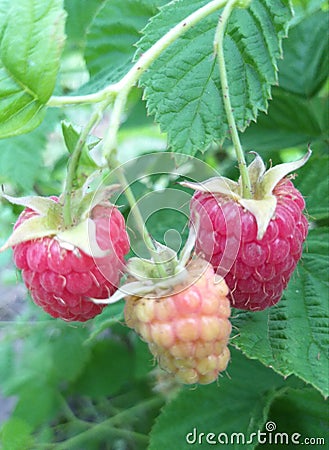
[0,0,328,449]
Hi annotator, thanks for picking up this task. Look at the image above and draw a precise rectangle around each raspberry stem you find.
[214,0,253,199]
[108,152,169,280]
[62,99,113,227]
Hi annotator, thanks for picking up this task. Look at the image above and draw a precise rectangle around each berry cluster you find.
[2,153,309,384]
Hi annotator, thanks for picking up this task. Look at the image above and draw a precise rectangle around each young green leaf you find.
[232,227,329,398]
[0,0,66,138]
[61,122,100,189]
[138,0,292,156]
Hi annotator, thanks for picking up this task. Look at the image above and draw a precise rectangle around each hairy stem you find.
[110,155,169,279]
[62,99,112,227]
[214,0,252,198]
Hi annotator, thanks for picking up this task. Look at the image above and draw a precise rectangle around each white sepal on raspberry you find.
[182,151,311,311]
[181,150,311,239]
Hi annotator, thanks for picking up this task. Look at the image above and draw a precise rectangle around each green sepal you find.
[127,242,178,282]
[127,257,164,282]
[242,149,311,238]
[62,121,100,155]
[61,121,101,191]
[0,187,120,257]
[239,197,277,239]
[180,177,240,198]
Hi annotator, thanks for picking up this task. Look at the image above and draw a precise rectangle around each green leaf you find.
[240,7,329,153]
[232,227,329,398]
[72,339,134,397]
[85,300,125,345]
[294,154,329,221]
[241,89,329,152]
[291,0,327,14]
[278,9,329,97]
[0,110,59,191]
[0,418,34,450]
[0,0,66,138]
[1,323,91,396]
[149,349,286,450]
[138,0,292,156]
[12,381,60,428]
[264,388,329,447]
[84,0,166,77]
[47,326,91,383]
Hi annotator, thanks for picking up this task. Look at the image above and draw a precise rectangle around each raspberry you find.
[124,259,231,384]
[13,199,130,321]
[190,178,308,310]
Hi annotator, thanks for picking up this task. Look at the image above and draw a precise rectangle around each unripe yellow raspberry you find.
[124,259,231,385]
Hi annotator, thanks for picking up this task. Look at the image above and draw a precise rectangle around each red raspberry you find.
[13,199,130,321]
[124,259,231,385]
[190,178,308,310]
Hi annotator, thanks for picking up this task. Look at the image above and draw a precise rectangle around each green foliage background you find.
[0,0,328,449]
